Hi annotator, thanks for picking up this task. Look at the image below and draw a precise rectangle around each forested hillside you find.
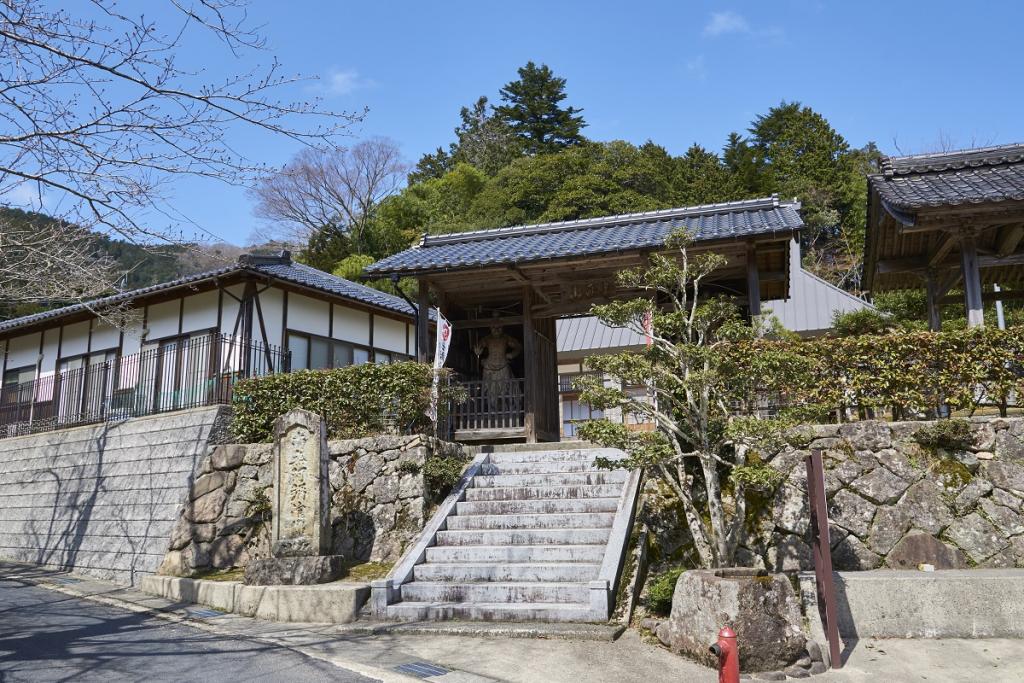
[255,62,881,293]
[0,207,242,320]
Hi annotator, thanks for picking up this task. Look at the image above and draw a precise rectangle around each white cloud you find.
[320,67,371,96]
[703,11,751,37]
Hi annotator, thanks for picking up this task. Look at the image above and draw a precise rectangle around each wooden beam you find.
[522,286,537,444]
[454,316,523,330]
[925,270,942,332]
[416,279,430,362]
[746,242,761,317]
[878,250,1024,275]
[997,225,1024,257]
[960,232,985,328]
[939,288,1024,305]
[928,233,958,267]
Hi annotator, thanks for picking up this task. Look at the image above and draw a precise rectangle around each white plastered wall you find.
[374,315,407,354]
[181,289,219,334]
[333,305,370,345]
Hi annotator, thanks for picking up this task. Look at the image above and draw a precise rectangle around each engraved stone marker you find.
[271,408,330,557]
[244,408,344,585]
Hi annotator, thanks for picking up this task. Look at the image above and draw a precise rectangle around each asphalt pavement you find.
[0,576,377,683]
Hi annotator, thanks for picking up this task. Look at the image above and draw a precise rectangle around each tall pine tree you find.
[495,62,587,154]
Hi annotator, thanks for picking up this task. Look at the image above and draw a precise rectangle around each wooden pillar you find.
[925,270,943,332]
[746,242,761,317]
[416,279,430,362]
[959,232,985,328]
[240,279,256,376]
[522,287,537,443]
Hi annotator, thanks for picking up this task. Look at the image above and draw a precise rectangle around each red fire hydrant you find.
[708,626,739,683]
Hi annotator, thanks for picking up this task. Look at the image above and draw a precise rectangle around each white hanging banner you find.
[427,308,452,423]
[433,308,452,370]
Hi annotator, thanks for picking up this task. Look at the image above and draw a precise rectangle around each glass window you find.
[374,350,391,364]
[353,347,370,365]
[288,333,309,370]
[310,337,330,370]
[332,341,353,368]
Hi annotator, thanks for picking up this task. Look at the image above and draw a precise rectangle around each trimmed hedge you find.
[231,361,455,443]
[732,325,1024,418]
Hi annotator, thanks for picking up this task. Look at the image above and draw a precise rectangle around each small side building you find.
[554,238,873,438]
[0,252,418,436]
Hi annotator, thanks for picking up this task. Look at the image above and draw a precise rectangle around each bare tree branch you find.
[0,0,364,305]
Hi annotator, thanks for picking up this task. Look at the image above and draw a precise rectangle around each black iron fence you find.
[0,333,288,438]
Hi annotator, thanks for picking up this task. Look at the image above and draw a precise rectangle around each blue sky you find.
[40,2,1024,245]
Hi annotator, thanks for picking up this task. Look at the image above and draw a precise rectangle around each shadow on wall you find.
[3,408,228,585]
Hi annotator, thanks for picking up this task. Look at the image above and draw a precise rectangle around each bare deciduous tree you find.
[0,0,362,305]
[249,137,408,253]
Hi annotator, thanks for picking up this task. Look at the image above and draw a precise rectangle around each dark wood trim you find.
[240,279,256,375]
[35,327,46,381]
[177,297,184,336]
[216,287,224,334]
[252,289,276,368]
[523,286,537,443]
[416,279,430,363]
[960,232,985,327]
[55,325,63,377]
[746,241,761,316]
[455,316,524,330]
[282,291,289,349]
[368,312,375,352]
[328,301,334,339]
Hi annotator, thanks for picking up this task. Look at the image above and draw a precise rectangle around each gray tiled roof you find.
[556,316,646,355]
[364,196,803,276]
[0,255,415,336]
[871,143,1024,210]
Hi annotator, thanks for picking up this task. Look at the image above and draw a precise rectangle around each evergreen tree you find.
[495,62,587,154]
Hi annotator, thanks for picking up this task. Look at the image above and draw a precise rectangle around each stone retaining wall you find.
[160,434,464,576]
[0,406,231,585]
[748,418,1024,571]
[641,417,1024,572]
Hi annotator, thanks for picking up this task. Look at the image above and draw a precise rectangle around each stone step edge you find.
[334,620,625,641]
[417,562,602,567]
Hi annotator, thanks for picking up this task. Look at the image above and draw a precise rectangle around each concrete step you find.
[435,528,611,547]
[464,484,624,501]
[400,581,590,604]
[424,544,607,564]
[456,497,621,516]
[471,471,629,489]
[445,512,615,530]
[412,562,601,583]
[479,461,609,475]
[385,601,596,623]
[483,447,622,462]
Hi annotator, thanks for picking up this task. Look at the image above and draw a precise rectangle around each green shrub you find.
[645,567,684,615]
[231,362,459,443]
[913,418,974,451]
[830,309,895,337]
[423,451,468,499]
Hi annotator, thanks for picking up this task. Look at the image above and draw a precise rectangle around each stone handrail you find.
[370,449,489,616]
[592,466,644,620]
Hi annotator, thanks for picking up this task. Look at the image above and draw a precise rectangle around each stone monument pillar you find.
[244,408,345,584]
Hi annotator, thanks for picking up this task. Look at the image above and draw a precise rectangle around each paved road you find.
[0,577,377,683]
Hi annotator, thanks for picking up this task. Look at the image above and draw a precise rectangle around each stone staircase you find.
[379,445,637,623]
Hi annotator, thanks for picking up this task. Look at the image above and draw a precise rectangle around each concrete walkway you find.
[3,562,1023,682]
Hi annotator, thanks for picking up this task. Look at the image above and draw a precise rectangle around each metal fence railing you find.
[0,333,289,439]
